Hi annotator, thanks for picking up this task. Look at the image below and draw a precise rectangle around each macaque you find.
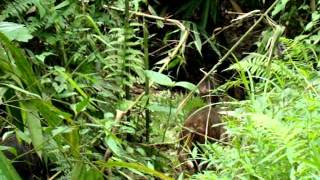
[178,106,226,171]
[178,77,227,171]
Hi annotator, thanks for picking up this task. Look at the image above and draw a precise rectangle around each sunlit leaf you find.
[192,24,202,56]
[52,126,74,137]
[174,81,198,92]
[271,0,289,17]
[55,67,88,99]
[145,70,175,87]
[71,98,90,115]
[105,135,123,157]
[21,103,44,157]
[0,32,40,93]
[98,160,174,180]
[0,83,41,98]
[0,151,22,180]
[35,52,54,63]
[71,162,103,180]
[0,22,32,42]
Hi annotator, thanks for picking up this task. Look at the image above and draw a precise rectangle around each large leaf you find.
[71,162,103,180]
[174,81,198,92]
[65,127,80,157]
[32,0,46,18]
[0,22,33,42]
[145,70,175,87]
[99,160,174,180]
[21,102,44,157]
[71,98,90,115]
[105,135,124,157]
[55,67,88,99]
[33,99,72,126]
[0,58,14,74]
[192,23,202,56]
[0,151,22,180]
[0,32,40,93]
[271,0,289,17]
[0,83,41,98]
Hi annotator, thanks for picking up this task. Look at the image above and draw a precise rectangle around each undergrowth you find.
[0,0,320,179]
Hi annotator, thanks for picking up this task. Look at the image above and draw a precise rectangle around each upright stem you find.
[143,18,151,142]
[124,0,130,100]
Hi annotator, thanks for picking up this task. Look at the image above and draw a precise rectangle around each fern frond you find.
[280,37,316,64]
[0,0,35,20]
[26,17,47,33]
[228,52,300,87]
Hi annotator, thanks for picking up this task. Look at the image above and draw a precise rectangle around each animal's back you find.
[178,106,226,171]
[182,107,224,143]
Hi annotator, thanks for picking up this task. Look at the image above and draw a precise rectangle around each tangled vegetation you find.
[0,0,319,179]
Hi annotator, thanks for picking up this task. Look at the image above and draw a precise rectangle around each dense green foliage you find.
[0,0,319,179]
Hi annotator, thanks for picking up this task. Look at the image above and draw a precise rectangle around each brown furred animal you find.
[181,107,224,143]
[178,75,238,171]
[178,106,226,171]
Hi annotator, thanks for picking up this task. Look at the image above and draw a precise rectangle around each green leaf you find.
[0,87,8,103]
[145,70,175,87]
[271,0,289,17]
[174,81,198,92]
[117,100,135,111]
[52,126,73,137]
[305,22,314,31]
[305,12,320,31]
[33,0,46,18]
[54,0,70,10]
[99,160,174,180]
[105,135,123,157]
[0,146,17,156]
[0,22,33,42]
[21,103,44,158]
[0,32,40,93]
[0,58,14,74]
[55,67,88,99]
[76,98,90,113]
[27,112,43,157]
[192,24,202,56]
[71,162,103,180]
[65,127,80,157]
[71,163,84,180]
[0,151,22,180]
[35,52,54,63]
[71,98,90,115]
[33,99,71,126]
[147,104,177,113]
[148,5,164,28]
[0,83,41,98]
